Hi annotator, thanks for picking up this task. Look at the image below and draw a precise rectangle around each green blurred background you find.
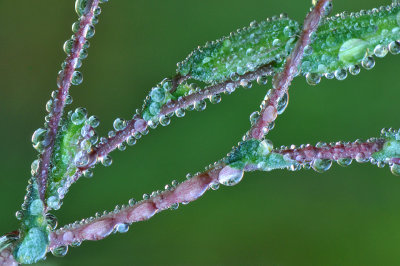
[0,0,400,265]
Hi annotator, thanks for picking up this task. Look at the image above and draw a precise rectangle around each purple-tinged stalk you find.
[37,0,100,201]
[49,166,223,249]
[249,0,332,140]
[48,135,398,250]
[160,65,274,116]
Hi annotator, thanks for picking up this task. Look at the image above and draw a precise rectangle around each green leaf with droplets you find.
[302,4,400,75]
[177,17,299,83]
[14,179,49,264]
[45,110,93,210]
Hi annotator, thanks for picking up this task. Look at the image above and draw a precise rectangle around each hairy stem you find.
[249,0,332,139]
[49,135,393,249]
[37,0,100,201]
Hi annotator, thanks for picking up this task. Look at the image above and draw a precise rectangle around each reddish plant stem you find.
[49,165,224,249]
[249,0,331,140]
[275,140,385,163]
[84,117,148,168]
[37,0,100,201]
[49,137,389,249]
[161,64,274,116]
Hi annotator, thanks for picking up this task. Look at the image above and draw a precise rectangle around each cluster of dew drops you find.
[23,1,400,258]
[25,0,111,259]
[304,5,400,86]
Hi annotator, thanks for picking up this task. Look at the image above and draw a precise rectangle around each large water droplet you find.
[311,159,332,173]
[258,139,273,156]
[32,128,49,153]
[218,165,244,186]
[338,39,368,64]
[276,93,288,114]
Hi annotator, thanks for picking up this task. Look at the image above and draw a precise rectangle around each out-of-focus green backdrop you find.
[0,0,399,265]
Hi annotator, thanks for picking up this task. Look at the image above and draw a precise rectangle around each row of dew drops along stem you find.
[24,0,110,257]
[52,179,188,254]
[31,0,106,159]
[304,3,400,86]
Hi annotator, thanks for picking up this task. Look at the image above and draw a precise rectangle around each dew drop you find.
[126,136,136,146]
[159,115,171,126]
[86,25,95,39]
[150,87,166,103]
[47,196,61,210]
[361,56,375,70]
[349,65,361,75]
[72,21,80,33]
[337,158,352,167]
[258,139,273,156]
[334,69,347,80]
[88,115,100,128]
[115,223,129,233]
[71,107,87,125]
[175,108,185,117]
[71,71,83,85]
[31,159,39,175]
[276,93,288,115]
[218,165,244,186]
[305,73,321,85]
[311,159,332,173]
[374,44,388,58]
[113,118,127,131]
[391,164,400,176]
[63,39,74,54]
[194,100,206,111]
[15,210,23,221]
[249,111,260,125]
[210,94,221,104]
[46,213,58,230]
[101,155,112,167]
[170,203,179,210]
[32,128,48,153]
[83,169,93,178]
[257,76,268,85]
[389,41,400,54]
[51,245,68,257]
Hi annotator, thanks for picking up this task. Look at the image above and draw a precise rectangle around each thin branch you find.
[275,139,385,164]
[37,0,100,201]
[249,0,332,140]
[161,64,274,116]
[49,136,392,249]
